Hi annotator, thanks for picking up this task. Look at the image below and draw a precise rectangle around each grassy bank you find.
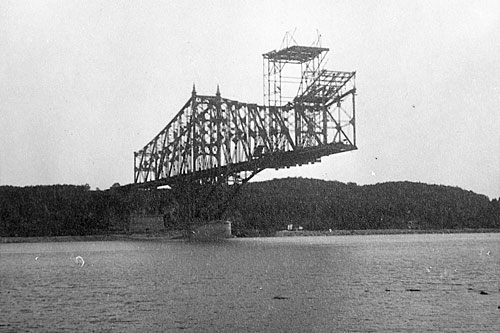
[2,228,500,243]
[0,231,186,244]
[275,228,500,237]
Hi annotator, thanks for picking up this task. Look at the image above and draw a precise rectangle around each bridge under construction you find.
[132,36,357,223]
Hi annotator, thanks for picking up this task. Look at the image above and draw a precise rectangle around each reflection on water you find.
[1,233,499,332]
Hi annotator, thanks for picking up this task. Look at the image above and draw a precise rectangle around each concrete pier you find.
[191,220,232,240]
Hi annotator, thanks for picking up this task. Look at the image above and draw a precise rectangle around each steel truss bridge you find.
[132,41,357,221]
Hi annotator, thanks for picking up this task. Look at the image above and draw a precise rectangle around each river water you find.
[1,233,499,332]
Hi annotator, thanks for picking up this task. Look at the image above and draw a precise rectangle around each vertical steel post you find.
[352,89,356,147]
[323,103,328,144]
[191,84,197,173]
[263,57,266,106]
[278,61,282,107]
[267,60,271,107]
[134,152,137,183]
[216,85,222,168]
[294,103,298,147]
[225,102,231,164]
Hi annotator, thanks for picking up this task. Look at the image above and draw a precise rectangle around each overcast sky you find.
[1,0,499,198]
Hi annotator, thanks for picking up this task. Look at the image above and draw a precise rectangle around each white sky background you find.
[0,0,499,198]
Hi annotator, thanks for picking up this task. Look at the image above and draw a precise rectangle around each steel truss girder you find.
[134,73,356,189]
[131,41,357,223]
[134,79,356,185]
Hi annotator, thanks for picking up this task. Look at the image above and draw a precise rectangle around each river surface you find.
[1,233,499,332]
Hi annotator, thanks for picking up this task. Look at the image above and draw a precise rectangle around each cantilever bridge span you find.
[133,43,357,221]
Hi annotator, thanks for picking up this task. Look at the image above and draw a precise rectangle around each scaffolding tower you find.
[263,37,329,108]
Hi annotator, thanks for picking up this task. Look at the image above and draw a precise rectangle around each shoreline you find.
[274,228,500,237]
[1,228,500,244]
[0,232,185,244]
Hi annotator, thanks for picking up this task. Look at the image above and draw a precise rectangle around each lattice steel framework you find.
[133,42,356,220]
[263,45,328,108]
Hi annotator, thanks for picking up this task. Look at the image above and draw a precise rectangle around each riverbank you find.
[1,228,500,243]
[275,228,500,237]
[0,231,185,244]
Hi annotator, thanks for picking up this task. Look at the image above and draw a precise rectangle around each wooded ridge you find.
[1,178,498,237]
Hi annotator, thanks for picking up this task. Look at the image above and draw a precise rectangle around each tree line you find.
[1,178,499,237]
[0,184,173,237]
[230,178,500,233]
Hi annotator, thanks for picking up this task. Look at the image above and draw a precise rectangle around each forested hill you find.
[0,179,499,237]
[232,178,500,232]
